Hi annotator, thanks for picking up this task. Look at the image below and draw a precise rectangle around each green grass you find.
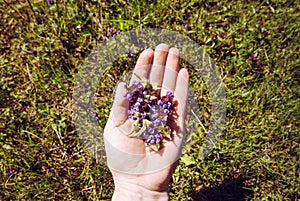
[0,0,299,200]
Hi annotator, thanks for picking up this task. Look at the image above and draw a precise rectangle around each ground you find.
[0,0,299,200]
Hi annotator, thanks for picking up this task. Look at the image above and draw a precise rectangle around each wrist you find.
[112,180,169,201]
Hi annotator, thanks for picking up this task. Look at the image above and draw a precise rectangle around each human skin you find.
[104,44,189,201]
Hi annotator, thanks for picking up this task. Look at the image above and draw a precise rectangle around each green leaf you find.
[146,143,160,152]
[181,154,195,166]
[161,127,172,140]
[128,122,146,138]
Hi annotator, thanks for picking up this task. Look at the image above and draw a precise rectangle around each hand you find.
[104,44,189,200]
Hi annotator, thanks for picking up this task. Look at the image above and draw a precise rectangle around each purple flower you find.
[0,127,6,133]
[151,113,159,119]
[166,91,174,99]
[89,110,99,121]
[148,127,156,134]
[128,110,133,119]
[123,76,176,151]
[146,135,153,144]
[262,29,269,37]
[249,54,258,61]
[157,99,163,106]
[161,92,174,104]
[155,134,162,143]
[144,99,151,104]
[150,106,168,121]
[218,45,225,51]
[185,23,194,30]
[124,82,143,102]
[105,27,121,40]
[127,47,134,58]
[153,119,161,126]
[46,0,54,5]
[145,133,162,145]
[205,130,212,139]
[124,93,134,102]
[168,102,174,109]
[7,166,19,177]
[277,24,288,31]
[140,113,147,121]
[133,102,141,112]
[131,80,142,89]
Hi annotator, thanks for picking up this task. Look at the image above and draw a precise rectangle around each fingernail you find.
[179,68,189,82]
[141,48,153,55]
[169,47,180,56]
[155,43,169,51]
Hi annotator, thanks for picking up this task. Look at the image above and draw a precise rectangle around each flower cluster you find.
[102,28,121,44]
[89,109,99,121]
[124,75,175,151]
[277,24,288,31]
[106,27,121,38]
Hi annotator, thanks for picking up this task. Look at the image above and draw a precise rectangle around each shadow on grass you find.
[190,177,253,201]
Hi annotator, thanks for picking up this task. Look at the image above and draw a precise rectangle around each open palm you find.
[104,44,189,192]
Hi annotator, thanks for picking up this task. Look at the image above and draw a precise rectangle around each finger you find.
[130,48,154,84]
[161,47,180,96]
[149,44,169,88]
[174,68,189,120]
[111,82,129,126]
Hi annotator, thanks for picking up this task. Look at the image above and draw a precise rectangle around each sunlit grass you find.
[0,0,299,200]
